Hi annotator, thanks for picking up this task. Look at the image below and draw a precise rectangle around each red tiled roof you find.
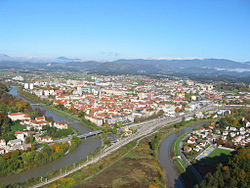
[9,112,25,116]
[15,131,23,134]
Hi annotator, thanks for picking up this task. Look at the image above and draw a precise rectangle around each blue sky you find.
[0,0,249,61]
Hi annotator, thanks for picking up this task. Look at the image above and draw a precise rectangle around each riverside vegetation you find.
[41,119,207,187]
[0,83,81,180]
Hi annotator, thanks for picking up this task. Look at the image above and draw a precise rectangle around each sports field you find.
[200,148,232,165]
[208,148,232,158]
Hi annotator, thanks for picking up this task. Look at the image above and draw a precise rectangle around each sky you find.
[0,0,250,61]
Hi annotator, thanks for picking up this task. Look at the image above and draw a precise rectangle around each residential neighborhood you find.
[0,112,69,155]
[182,116,250,160]
[7,73,222,128]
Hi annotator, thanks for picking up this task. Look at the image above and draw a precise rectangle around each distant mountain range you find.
[0,53,249,82]
[0,53,81,63]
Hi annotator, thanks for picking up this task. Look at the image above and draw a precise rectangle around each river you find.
[0,86,102,185]
[158,122,207,188]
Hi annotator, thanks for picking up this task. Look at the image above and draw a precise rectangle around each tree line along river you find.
[0,86,102,185]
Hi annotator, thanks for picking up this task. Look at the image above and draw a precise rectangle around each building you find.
[30,83,34,90]
[54,121,68,129]
[24,83,29,89]
[12,76,24,81]
[0,139,6,147]
[35,116,46,122]
[7,139,22,147]
[15,131,25,142]
[35,136,53,143]
[0,148,4,155]
[8,112,31,121]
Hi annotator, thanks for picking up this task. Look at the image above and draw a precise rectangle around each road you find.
[30,104,217,188]
[179,133,203,184]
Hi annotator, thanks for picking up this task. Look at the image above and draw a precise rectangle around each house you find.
[184,146,192,153]
[0,139,6,147]
[196,144,202,150]
[0,148,4,155]
[85,115,103,127]
[240,127,246,135]
[20,119,31,126]
[7,139,22,147]
[246,122,250,128]
[223,131,229,136]
[230,127,237,132]
[230,132,236,138]
[194,145,201,152]
[200,141,207,147]
[30,120,51,130]
[185,106,193,112]
[35,116,46,122]
[35,136,53,143]
[8,112,31,121]
[15,131,25,142]
[199,127,205,133]
[187,138,196,144]
[54,121,68,129]
[40,137,53,143]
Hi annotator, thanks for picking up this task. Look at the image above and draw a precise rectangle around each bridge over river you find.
[54,130,102,143]
[77,130,102,139]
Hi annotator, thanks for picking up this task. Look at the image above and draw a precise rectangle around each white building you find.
[24,83,29,89]
[30,83,34,90]
[54,121,68,129]
[7,139,22,147]
[15,131,26,142]
[0,139,6,147]
[8,113,31,121]
[12,76,24,81]
[0,148,4,155]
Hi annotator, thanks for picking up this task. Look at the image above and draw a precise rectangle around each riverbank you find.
[42,104,101,131]
[40,119,208,187]
[42,129,166,188]
[0,86,101,186]
[158,119,210,188]
[17,85,101,131]
[170,122,208,187]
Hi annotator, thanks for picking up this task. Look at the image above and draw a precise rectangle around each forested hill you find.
[197,146,250,188]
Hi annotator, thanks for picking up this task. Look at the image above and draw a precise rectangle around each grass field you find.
[173,158,188,173]
[11,123,25,132]
[208,148,232,158]
[125,152,137,158]
[72,134,166,188]
[200,148,232,166]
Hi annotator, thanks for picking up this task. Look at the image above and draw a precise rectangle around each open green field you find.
[208,148,232,158]
[173,158,188,173]
[200,148,232,166]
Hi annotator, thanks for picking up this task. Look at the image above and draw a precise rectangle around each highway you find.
[30,104,216,188]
